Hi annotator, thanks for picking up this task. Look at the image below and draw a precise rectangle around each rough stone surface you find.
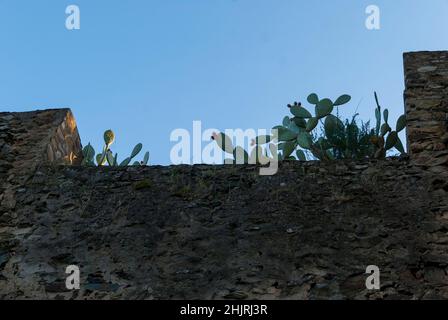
[404,51,448,168]
[0,160,447,300]
[0,108,82,219]
[0,51,448,300]
[0,109,82,167]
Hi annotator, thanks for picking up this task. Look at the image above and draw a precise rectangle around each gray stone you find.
[417,66,438,73]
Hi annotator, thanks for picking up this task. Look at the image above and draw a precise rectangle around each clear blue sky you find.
[1,0,447,164]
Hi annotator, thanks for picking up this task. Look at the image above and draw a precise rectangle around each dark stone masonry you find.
[404,51,448,169]
[0,51,447,300]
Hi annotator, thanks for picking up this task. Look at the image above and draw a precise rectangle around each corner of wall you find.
[403,51,448,170]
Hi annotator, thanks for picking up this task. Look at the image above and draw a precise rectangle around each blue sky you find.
[1,0,447,164]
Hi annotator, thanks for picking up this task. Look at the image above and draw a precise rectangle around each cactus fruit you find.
[104,129,115,147]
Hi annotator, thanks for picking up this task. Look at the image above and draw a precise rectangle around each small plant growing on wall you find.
[212,92,406,163]
[272,92,406,161]
[274,93,354,161]
[212,132,277,165]
[81,130,150,166]
[370,92,406,158]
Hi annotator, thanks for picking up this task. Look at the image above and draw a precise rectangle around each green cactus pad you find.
[333,94,351,106]
[96,153,107,166]
[277,127,297,141]
[142,152,150,165]
[306,117,319,132]
[324,114,344,143]
[290,105,312,118]
[396,115,406,133]
[394,136,405,154]
[380,123,391,137]
[297,132,312,150]
[295,149,307,161]
[315,99,333,119]
[82,143,95,160]
[383,109,389,124]
[375,108,381,135]
[106,151,115,166]
[292,117,307,128]
[119,157,131,167]
[233,146,249,164]
[131,143,143,159]
[283,141,297,158]
[214,133,234,154]
[307,93,319,105]
[385,131,398,150]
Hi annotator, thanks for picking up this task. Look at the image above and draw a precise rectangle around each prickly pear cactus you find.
[370,92,407,158]
[212,132,276,164]
[276,93,352,161]
[82,130,149,167]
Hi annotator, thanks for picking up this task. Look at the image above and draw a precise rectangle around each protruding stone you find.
[47,144,54,162]
[418,66,437,73]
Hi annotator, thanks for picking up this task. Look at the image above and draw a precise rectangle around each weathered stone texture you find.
[0,108,82,167]
[0,160,447,300]
[0,109,82,213]
[404,51,448,169]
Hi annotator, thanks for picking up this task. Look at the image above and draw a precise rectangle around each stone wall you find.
[404,51,448,169]
[0,108,82,167]
[0,51,447,300]
[0,109,82,214]
[1,160,448,300]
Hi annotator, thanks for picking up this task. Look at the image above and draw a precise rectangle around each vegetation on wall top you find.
[213,92,406,163]
[81,130,149,167]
